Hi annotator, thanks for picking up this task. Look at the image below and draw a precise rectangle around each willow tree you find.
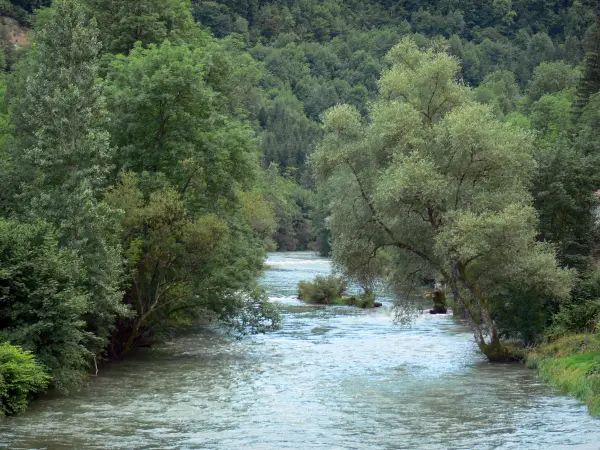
[313,38,573,359]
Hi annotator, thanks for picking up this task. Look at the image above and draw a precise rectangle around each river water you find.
[1,252,600,449]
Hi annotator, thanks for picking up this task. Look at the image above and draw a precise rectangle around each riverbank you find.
[527,333,600,416]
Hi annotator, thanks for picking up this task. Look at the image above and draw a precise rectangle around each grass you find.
[527,334,600,416]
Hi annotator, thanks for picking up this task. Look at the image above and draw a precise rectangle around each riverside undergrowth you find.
[527,334,600,416]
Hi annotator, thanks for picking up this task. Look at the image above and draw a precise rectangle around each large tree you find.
[313,38,573,358]
[8,0,126,367]
[103,40,279,357]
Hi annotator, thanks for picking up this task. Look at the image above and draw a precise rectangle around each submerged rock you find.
[373,302,383,308]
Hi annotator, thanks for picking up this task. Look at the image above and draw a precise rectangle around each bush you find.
[0,342,50,416]
[0,219,91,391]
[547,300,600,339]
[546,268,600,340]
[298,275,347,304]
[340,293,376,308]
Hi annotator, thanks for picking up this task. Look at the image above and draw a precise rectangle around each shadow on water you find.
[1,251,599,449]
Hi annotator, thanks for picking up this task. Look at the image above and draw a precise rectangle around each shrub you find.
[0,219,91,391]
[340,293,376,308]
[298,275,347,304]
[0,342,50,416]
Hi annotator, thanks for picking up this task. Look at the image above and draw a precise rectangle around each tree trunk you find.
[450,262,486,349]
[449,261,516,362]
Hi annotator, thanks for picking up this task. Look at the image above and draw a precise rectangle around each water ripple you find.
[0,252,599,449]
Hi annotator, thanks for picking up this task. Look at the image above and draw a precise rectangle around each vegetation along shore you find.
[0,0,599,421]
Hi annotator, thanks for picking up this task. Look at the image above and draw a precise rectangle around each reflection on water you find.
[1,252,599,449]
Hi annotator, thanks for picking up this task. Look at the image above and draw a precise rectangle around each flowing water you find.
[1,252,600,449]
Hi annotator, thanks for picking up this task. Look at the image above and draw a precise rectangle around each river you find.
[1,252,599,449]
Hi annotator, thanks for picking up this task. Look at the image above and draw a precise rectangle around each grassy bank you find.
[526,334,600,416]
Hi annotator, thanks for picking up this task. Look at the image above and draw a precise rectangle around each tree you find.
[260,90,320,175]
[575,17,600,110]
[0,342,50,416]
[313,38,573,358]
[105,41,259,199]
[9,0,126,367]
[256,163,315,251]
[7,0,49,13]
[474,69,520,115]
[86,0,197,55]
[529,91,574,137]
[192,1,248,38]
[527,61,581,104]
[103,40,279,356]
[575,92,600,155]
[0,219,90,390]
[531,141,598,271]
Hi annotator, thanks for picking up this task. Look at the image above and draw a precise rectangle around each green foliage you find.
[0,0,39,24]
[528,334,600,416]
[0,0,598,415]
[527,61,581,104]
[240,189,278,251]
[259,90,320,176]
[314,38,573,356]
[0,219,91,390]
[576,18,600,111]
[102,35,280,356]
[340,293,376,309]
[105,40,257,199]
[86,0,197,54]
[529,91,574,136]
[7,0,126,374]
[11,0,111,193]
[298,275,347,305]
[257,164,315,251]
[474,70,520,115]
[531,142,598,271]
[0,342,50,416]
[547,268,600,339]
[190,0,597,258]
[192,1,248,38]
[105,170,279,356]
[0,0,282,397]
[575,92,600,155]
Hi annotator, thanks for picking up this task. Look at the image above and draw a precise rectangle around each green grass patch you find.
[527,334,600,416]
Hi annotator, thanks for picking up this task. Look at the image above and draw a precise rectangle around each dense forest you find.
[0,0,599,416]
